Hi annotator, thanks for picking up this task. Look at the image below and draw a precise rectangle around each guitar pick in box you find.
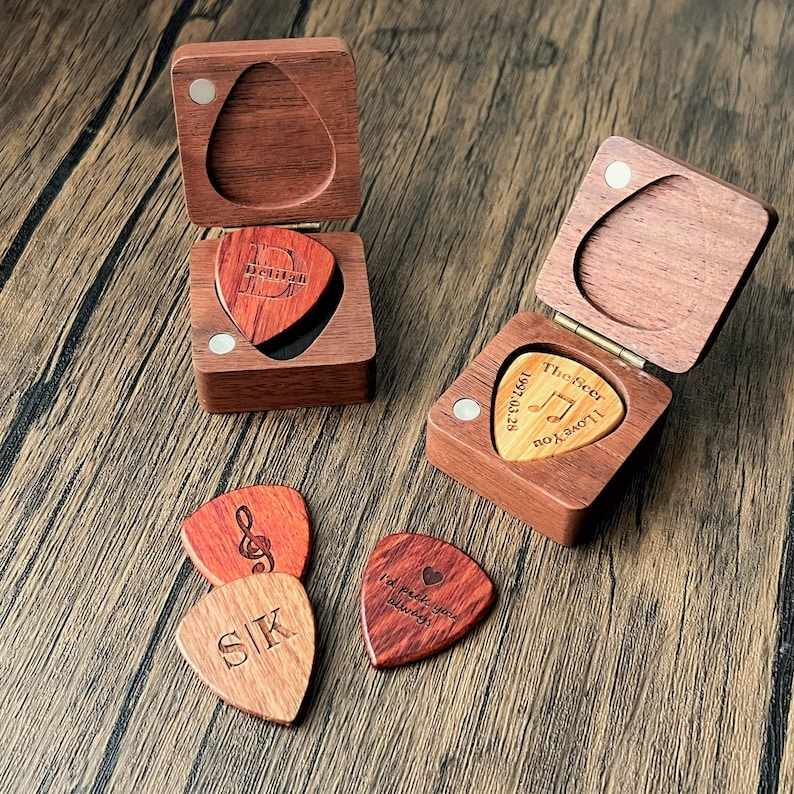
[427,137,778,546]
[171,38,376,412]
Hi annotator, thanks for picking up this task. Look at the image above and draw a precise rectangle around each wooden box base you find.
[426,313,672,545]
[190,231,376,413]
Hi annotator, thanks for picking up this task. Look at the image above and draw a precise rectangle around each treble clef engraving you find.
[235,504,275,574]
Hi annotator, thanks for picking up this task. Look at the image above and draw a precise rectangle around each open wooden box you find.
[427,137,777,546]
[171,39,376,413]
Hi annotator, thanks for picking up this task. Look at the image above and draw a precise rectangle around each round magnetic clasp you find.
[189,79,216,105]
[208,333,236,354]
[453,398,481,421]
[604,160,632,189]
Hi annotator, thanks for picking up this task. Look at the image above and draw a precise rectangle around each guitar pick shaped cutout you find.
[215,226,335,346]
[176,573,315,723]
[258,264,344,361]
[181,486,310,586]
[575,175,705,332]
[360,534,495,669]
[207,62,336,208]
[493,352,624,462]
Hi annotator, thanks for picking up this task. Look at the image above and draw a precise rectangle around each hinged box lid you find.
[535,136,777,373]
[172,38,361,228]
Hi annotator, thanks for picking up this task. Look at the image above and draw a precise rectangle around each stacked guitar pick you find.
[177,486,495,723]
[177,486,314,724]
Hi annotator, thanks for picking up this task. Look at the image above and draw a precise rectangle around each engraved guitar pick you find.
[181,485,310,586]
[176,573,315,723]
[360,533,495,669]
[215,226,335,346]
[493,352,624,462]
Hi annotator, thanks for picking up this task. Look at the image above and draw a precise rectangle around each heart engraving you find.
[422,567,443,587]
[493,352,624,462]
[176,573,315,723]
[215,226,335,346]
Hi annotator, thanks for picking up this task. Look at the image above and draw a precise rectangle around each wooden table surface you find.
[1,1,792,792]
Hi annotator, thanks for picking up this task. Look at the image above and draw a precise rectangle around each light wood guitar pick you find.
[181,485,310,586]
[360,533,495,669]
[215,226,335,346]
[176,573,315,723]
[493,352,624,462]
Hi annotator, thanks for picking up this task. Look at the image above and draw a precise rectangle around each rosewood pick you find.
[176,573,315,723]
[181,485,310,586]
[215,226,335,346]
[493,352,624,462]
[360,533,495,669]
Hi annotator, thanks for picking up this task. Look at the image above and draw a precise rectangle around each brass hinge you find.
[553,312,646,369]
[221,222,322,233]
[275,222,322,232]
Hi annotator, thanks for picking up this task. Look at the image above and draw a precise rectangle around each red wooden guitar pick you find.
[360,533,495,669]
[215,226,335,346]
[181,485,310,586]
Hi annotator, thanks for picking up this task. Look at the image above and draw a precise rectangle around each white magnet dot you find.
[189,78,216,105]
[208,333,236,354]
[453,398,481,421]
[605,160,631,189]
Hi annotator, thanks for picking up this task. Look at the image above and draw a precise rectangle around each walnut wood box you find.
[427,137,778,546]
[171,39,375,413]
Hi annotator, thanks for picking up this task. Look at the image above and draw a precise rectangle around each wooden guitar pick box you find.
[171,39,376,413]
[427,137,777,546]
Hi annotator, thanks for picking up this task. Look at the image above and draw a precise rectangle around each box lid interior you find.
[535,136,777,373]
[172,38,361,229]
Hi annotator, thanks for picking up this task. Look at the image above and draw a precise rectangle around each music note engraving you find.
[236,505,275,574]
[527,391,576,423]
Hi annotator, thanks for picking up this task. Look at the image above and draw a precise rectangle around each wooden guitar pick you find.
[493,351,624,462]
[181,485,310,586]
[176,573,315,723]
[360,533,495,669]
[215,226,335,346]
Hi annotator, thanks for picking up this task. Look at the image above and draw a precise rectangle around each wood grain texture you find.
[360,533,495,668]
[172,38,361,227]
[1,0,794,792]
[181,485,311,585]
[536,136,778,373]
[215,226,336,346]
[493,351,625,462]
[428,313,672,545]
[176,573,315,723]
[190,232,376,411]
